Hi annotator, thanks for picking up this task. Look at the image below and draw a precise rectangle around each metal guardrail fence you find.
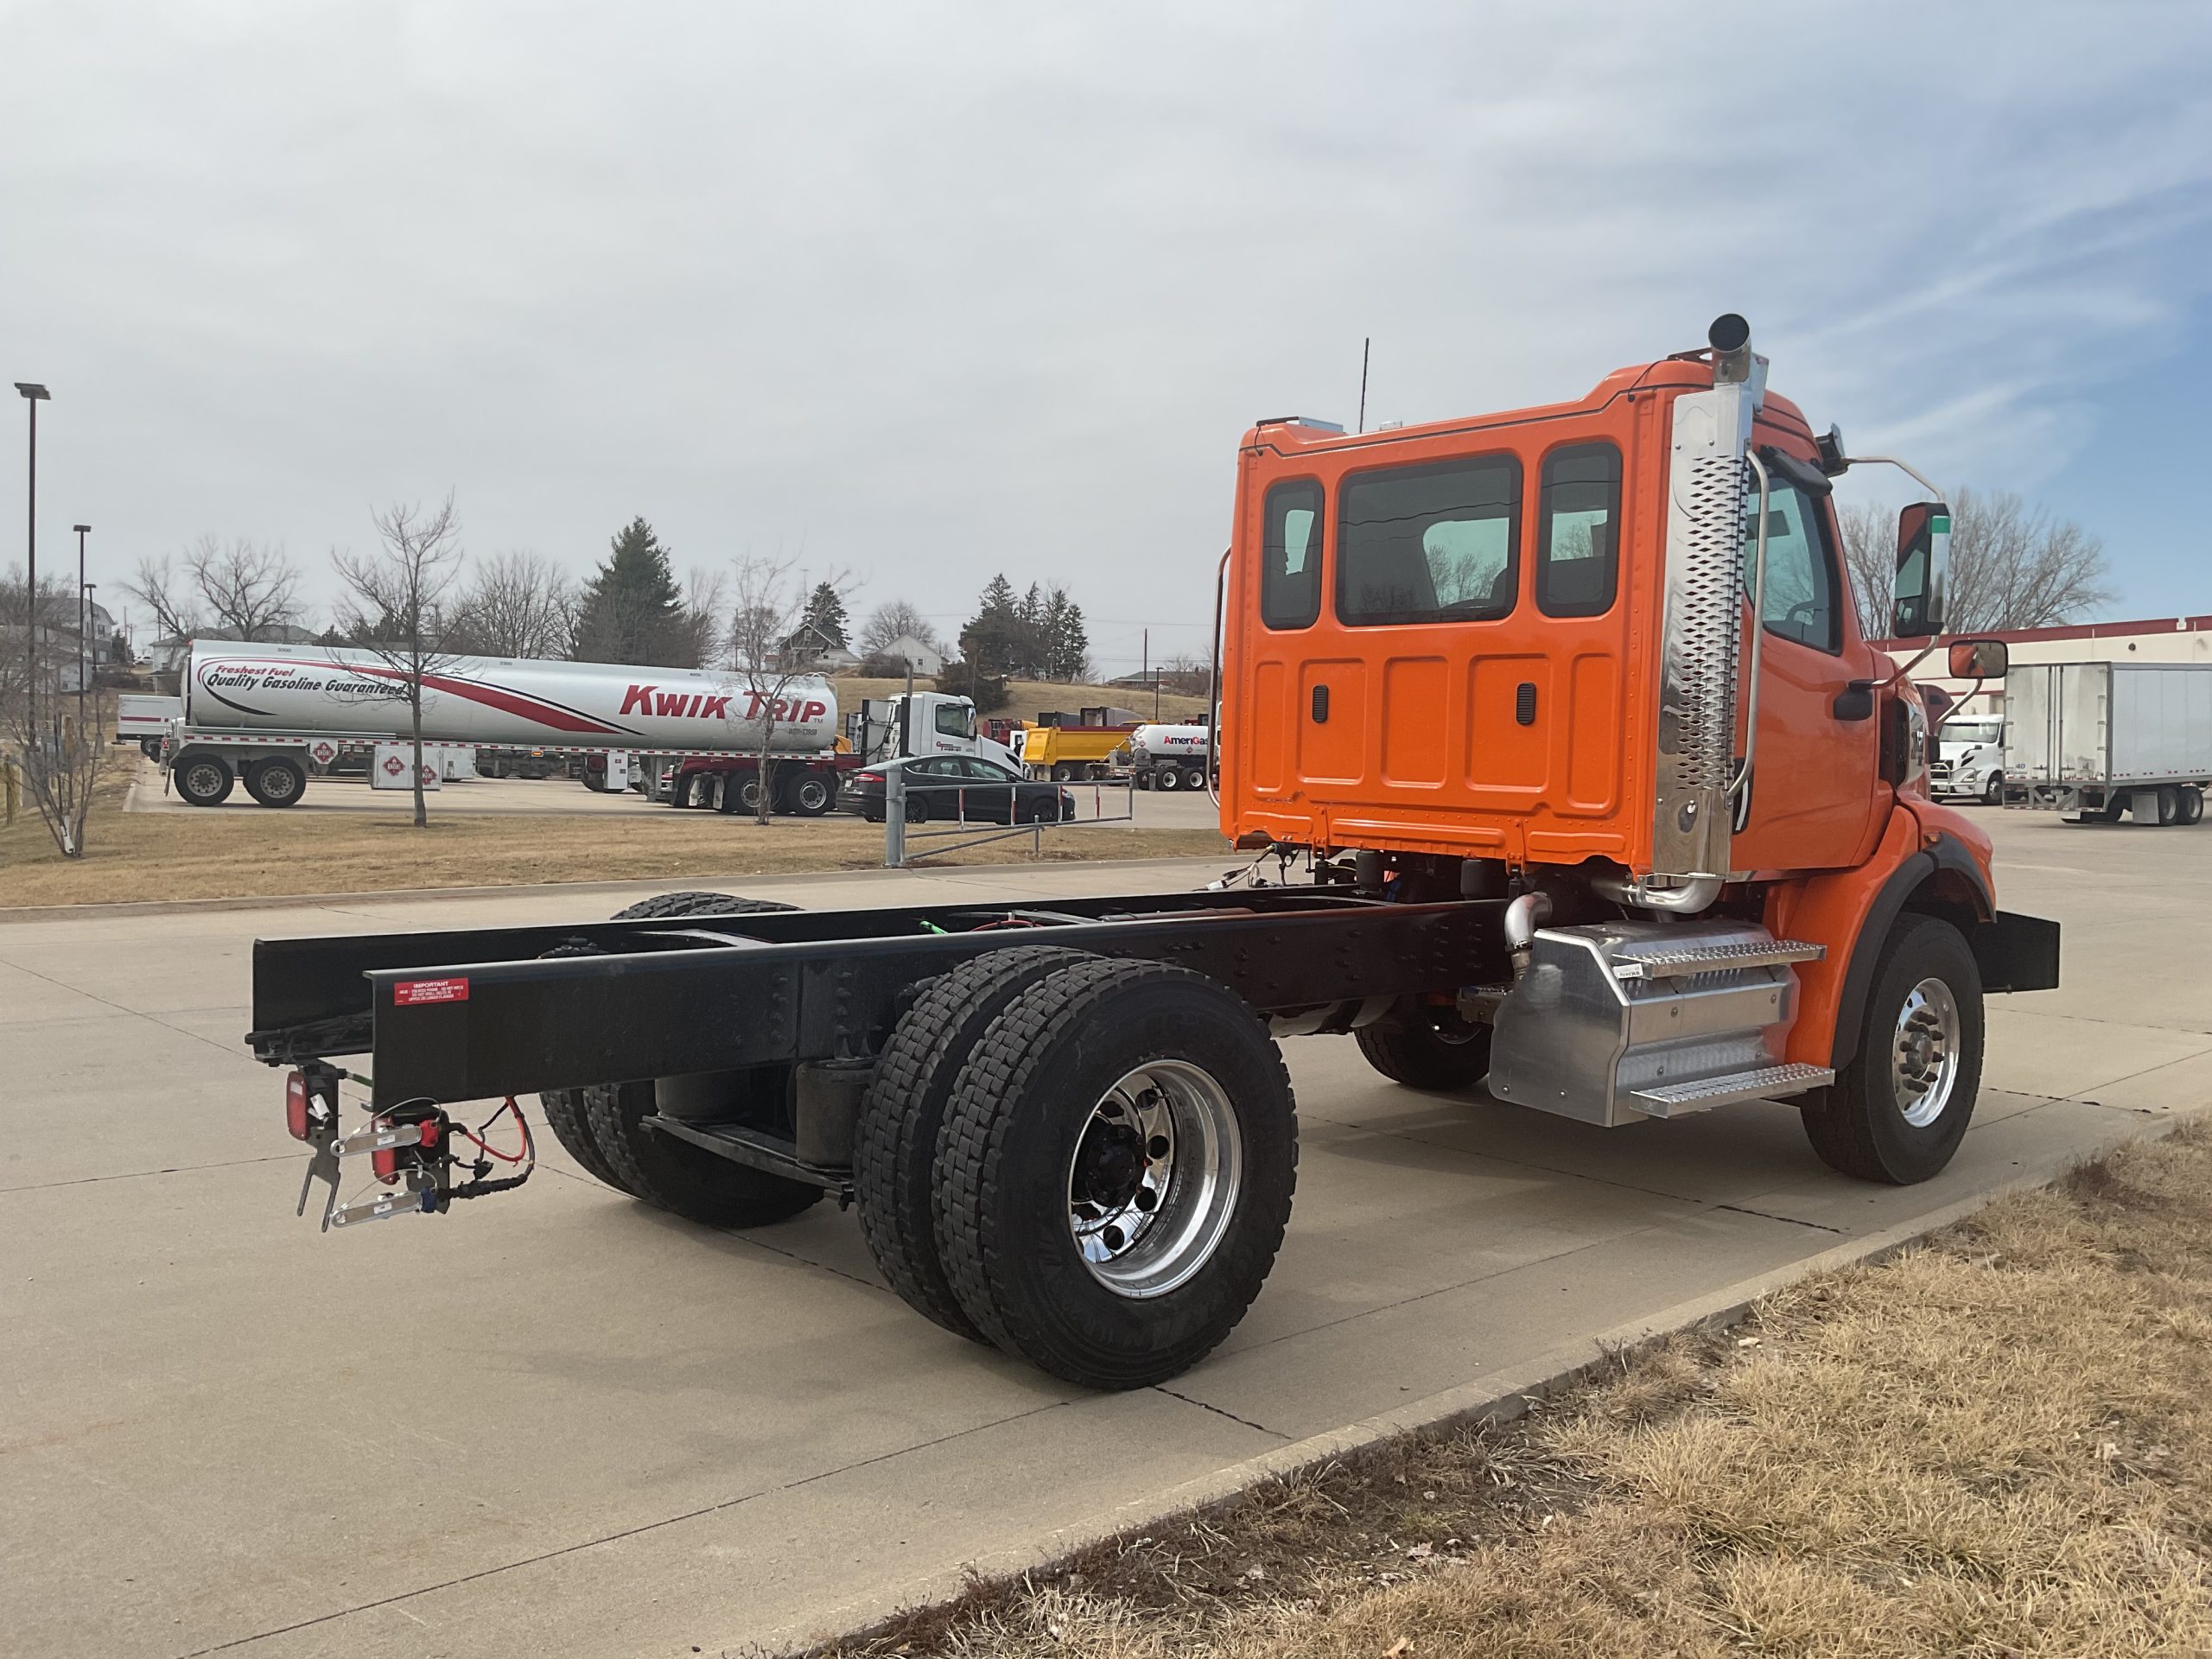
[881,769,1137,867]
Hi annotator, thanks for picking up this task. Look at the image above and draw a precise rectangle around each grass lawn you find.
[0,757,1230,907]
[837,677,1213,726]
[821,1123,2212,1658]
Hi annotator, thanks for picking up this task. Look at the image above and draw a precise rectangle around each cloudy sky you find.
[5,2,2209,672]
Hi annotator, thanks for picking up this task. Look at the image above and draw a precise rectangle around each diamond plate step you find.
[1630,1061,1834,1115]
[1613,939,1826,980]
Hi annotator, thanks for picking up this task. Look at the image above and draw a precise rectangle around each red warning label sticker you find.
[392,977,470,1007]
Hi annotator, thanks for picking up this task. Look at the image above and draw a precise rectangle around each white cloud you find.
[3,1,2207,664]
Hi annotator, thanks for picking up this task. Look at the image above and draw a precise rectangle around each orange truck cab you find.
[1218,315,2059,1182]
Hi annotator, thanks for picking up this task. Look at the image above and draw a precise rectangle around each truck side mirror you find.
[1891,501,1950,639]
[1947,639,2007,681]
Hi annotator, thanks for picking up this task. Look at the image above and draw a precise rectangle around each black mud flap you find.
[1970,911,2061,994]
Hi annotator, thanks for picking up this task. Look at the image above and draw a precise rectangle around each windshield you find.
[1938,718,2002,747]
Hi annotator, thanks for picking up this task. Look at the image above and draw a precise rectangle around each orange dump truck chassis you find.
[245,319,2055,1389]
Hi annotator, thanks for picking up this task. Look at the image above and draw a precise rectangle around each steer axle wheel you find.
[931,958,1297,1389]
[1801,912,1984,1184]
[1356,1002,1494,1090]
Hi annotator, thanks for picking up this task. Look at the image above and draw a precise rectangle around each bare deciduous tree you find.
[330,496,466,829]
[125,537,307,643]
[670,568,729,670]
[1840,488,2115,640]
[2,567,111,857]
[441,550,575,659]
[724,556,851,825]
[857,600,942,659]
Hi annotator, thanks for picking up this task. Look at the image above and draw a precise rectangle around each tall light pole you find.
[75,526,92,728]
[15,383,49,732]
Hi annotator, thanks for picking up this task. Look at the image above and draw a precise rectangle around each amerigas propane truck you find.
[166,642,848,812]
[249,318,2058,1389]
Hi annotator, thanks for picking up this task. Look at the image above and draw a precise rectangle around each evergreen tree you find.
[799,581,849,648]
[572,517,684,664]
[1041,587,1091,681]
[959,574,1027,677]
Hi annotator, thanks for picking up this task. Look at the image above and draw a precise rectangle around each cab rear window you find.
[1260,479,1325,630]
[1335,455,1521,626]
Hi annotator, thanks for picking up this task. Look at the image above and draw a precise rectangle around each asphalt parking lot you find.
[3,810,2205,1657]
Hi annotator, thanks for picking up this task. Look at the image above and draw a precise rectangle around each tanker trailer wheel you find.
[1154,766,1179,791]
[931,959,1298,1389]
[244,755,307,807]
[1356,1001,1494,1090]
[535,893,802,1194]
[855,944,1096,1341]
[1179,766,1207,791]
[786,772,835,817]
[1800,913,1984,1185]
[174,751,235,807]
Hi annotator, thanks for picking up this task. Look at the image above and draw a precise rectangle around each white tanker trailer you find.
[165,641,844,810]
[1118,721,1217,791]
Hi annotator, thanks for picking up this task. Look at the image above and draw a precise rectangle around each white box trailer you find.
[2004,661,2211,825]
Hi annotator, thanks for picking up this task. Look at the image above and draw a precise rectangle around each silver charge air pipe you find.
[1504,891,1553,979]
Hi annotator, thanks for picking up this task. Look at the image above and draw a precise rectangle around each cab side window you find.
[1260,479,1325,630]
[933,702,974,739]
[1535,442,1621,618]
[1742,480,1841,652]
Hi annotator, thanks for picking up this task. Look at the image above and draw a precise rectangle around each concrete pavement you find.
[2,812,2205,1657]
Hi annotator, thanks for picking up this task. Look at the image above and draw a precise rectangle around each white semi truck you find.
[163,642,847,810]
[1931,708,2005,804]
[2004,660,2212,825]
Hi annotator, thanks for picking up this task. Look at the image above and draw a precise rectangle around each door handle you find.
[1832,681,1875,721]
[1311,684,1330,723]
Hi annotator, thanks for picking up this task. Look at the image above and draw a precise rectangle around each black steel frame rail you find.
[246,889,1511,1109]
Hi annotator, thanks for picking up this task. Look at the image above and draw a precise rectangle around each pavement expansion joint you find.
[1712,1202,1849,1235]
[1151,1386,1289,1442]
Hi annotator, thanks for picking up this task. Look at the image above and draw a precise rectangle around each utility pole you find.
[15,383,50,733]
[76,525,92,732]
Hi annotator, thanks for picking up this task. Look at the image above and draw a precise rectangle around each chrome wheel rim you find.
[1066,1059,1242,1299]
[1891,977,1961,1128]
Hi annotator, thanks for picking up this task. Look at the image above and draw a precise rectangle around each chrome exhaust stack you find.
[1645,315,1768,912]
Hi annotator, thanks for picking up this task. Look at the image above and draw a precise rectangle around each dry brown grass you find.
[836,677,1212,727]
[814,1123,2212,1659]
[0,760,1230,907]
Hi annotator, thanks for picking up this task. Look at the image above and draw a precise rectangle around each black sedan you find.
[847,755,1076,824]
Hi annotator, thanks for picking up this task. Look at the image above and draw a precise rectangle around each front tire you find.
[1356,1004,1494,1090]
[932,959,1297,1389]
[1981,771,2003,805]
[1801,913,1983,1184]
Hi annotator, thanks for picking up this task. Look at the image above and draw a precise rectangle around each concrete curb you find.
[0,855,1231,925]
[774,1128,2181,1656]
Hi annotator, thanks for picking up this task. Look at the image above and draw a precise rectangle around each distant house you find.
[778,620,861,672]
[876,633,944,677]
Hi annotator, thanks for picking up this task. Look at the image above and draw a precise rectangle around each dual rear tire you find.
[538,892,820,1227]
[856,953,1299,1388]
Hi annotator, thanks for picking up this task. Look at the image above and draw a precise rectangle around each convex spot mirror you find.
[1948,639,2008,681]
[1892,501,1950,639]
